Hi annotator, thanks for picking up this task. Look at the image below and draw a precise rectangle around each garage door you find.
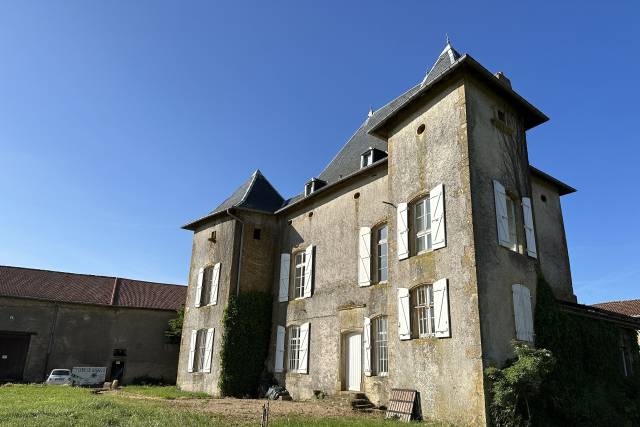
[0,333,31,382]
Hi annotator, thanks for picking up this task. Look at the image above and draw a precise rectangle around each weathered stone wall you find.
[386,80,485,426]
[177,210,277,394]
[465,76,539,368]
[268,80,487,426]
[177,216,240,394]
[0,296,179,384]
[530,176,575,301]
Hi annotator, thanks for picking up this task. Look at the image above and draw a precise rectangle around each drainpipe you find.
[43,304,60,380]
[226,209,245,296]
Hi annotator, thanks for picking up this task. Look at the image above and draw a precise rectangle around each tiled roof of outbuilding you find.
[0,265,186,311]
[592,299,640,318]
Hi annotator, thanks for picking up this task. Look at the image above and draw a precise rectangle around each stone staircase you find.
[324,391,376,412]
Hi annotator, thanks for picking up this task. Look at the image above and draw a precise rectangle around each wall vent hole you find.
[417,124,426,135]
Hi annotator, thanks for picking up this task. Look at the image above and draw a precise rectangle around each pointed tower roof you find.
[183,170,284,229]
[422,40,462,86]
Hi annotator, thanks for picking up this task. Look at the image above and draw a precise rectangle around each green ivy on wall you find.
[532,276,640,427]
[218,291,272,397]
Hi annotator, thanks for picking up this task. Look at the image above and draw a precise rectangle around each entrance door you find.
[344,332,362,391]
[110,360,125,383]
[0,333,31,382]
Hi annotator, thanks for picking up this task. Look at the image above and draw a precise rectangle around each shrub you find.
[218,291,272,397]
[485,342,555,426]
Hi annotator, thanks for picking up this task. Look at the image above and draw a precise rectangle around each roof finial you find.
[446,33,451,46]
[367,106,373,118]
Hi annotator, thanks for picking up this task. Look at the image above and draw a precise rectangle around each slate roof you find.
[422,42,462,86]
[592,300,640,318]
[183,169,284,229]
[0,265,186,311]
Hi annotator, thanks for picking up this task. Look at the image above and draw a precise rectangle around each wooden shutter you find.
[210,263,221,305]
[363,316,372,376]
[493,180,510,247]
[358,227,372,287]
[512,284,534,342]
[522,197,537,258]
[397,202,409,260]
[202,328,215,373]
[303,245,314,298]
[433,278,451,338]
[397,288,411,340]
[187,330,197,372]
[194,267,204,308]
[298,322,310,374]
[430,184,446,250]
[274,325,285,373]
[278,254,290,302]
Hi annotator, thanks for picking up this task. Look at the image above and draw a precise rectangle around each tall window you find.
[293,252,307,299]
[373,316,388,375]
[288,326,301,371]
[506,196,518,251]
[200,266,213,306]
[414,197,432,254]
[376,224,388,283]
[193,329,207,372]
[412,285,435,338]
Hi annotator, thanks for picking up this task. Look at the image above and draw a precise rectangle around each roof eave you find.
[559,300,640,329]
[276,158,388,215]
[530,166,577,195]
[369,55,549,139]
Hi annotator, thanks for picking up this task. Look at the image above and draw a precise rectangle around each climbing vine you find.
[218,290,272,397]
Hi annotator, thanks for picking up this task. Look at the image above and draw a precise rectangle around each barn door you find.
[0,333,31,381]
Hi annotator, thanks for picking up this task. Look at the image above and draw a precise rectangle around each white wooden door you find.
[345,332,362,391]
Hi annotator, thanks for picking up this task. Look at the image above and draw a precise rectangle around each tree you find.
[165,305,184,344]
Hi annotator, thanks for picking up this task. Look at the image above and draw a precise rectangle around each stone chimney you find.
[494,72,512,89]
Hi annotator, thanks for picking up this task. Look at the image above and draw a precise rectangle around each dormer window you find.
[304,178,326,197]
[360,147,387,169]
[361,150,374,168]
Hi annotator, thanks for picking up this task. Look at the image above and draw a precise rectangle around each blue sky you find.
[0,1,638,304]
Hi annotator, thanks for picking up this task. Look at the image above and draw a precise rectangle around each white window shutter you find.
[303,245,314,298]
[278,254,290,302]
[187,330,197,372]
[274,326,285,373]
[358,227,372,287]
[522,197,537,258]
[493,180,510,247]
[194,267,204,308]
[433,278,451,338]
[430,184,446,250]
[363,316,371,376]
[202,328,215,373]
[397,288,411,340]
[512,284,534,342]
[298,322,310,374]
[397,202,409,260]
[210,263,221,305]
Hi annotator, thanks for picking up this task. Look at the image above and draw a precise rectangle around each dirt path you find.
[117,391,381,423]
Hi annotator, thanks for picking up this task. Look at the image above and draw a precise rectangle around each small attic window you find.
[305,178,326,197]
[361,150,374,168]
[497,110,506,123]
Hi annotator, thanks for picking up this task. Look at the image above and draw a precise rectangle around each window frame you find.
[373,223,388,283]
[199,266,214,307]
[361,150,373,168]
[372,316,388,376]
[287,325,301,373]
[193,329,207,372]
[292,251,307,299]
[411,284,435,338]
[412,196,432,255]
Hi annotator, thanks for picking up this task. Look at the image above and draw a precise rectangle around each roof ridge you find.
[593,299,640,305]
[0,264,184,288]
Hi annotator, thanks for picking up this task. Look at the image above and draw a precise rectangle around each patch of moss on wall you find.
[218,291,272,397]
[533,276,640,426]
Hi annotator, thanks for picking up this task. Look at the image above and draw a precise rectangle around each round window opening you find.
[353,192,360,199]
[417,124,426,135]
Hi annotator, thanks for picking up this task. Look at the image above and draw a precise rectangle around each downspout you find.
[43,304,60,380]
[226,209,245,296]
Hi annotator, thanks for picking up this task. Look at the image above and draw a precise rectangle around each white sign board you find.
[71,367,106,386]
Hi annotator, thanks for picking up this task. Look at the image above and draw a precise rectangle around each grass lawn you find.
[0,384,421,426]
